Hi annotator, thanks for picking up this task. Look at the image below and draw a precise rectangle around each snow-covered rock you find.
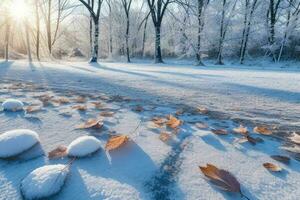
[2,99,24,111]
[21,164,69,199]
[0,129,39,158]
[67,136,101,157]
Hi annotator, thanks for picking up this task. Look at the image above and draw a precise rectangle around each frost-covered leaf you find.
[212,129,228,135]
[197,106,209,114]
[51,97,70,105]
[75,96,86,103]
[76,118,103,129]
[99,111,115,117]
[0,129,39,158]
[253,126,272,135]
[21,164,69,199]
[67,136,101,157]
[199,164,241,193]
[151,117,167,127]
[132,105,144,112]
[91,101,103,109]
[166,115,181,129]
[233,125,248,135]
[263,162,282,172]
[290,132,300,144]
[195,122,209,129]
[271,155,290,164]
[48,146,67,159]
[105,135,129,151]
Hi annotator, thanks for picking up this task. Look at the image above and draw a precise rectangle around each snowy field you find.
[0,60,300,200]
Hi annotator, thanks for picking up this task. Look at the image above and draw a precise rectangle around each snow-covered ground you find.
[0,60,300,200]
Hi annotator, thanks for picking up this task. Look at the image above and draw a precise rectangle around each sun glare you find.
[9,0,30,22]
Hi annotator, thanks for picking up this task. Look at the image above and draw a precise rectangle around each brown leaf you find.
[263,163,282,172]
[105,135,129,151]
[99,111,115,117]
[166,115,182,129]
[151,117,167,127]
[212,129,228,135]
[159,131,172,142]
[290,132,300,144]
[195,122,209,129]
[72,105,87,111]
[48,145,67,159]
[76,118,103,129]
[246,135,256,145]
[199,164,241,193]
[253,126,272,135]
[75,96,87,103]
[271,155,290,164]
[91,101,103,109]
[52,97,70,105]
[175,108,185,116]
[197,106,209,114]
[233,125,248,135]
[26,105,42,113]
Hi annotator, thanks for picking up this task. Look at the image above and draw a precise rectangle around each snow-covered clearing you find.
[0,60,300,200]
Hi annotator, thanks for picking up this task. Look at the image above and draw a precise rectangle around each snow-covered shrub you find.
[0,129,39,158]
[21,164,69,200]
[2,99,24,111]
[67,136,101,157]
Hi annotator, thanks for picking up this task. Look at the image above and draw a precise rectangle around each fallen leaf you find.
[246,135,256,145]
[233,125,248,135]
[99,111,114,117]
[159,131,172,142]
[105,135,129,151]
[166,115,182,129]
[26,105,42,113]
[152,117,167,127]
[290,132,300,144]
[212,129,228,135]
[75,96,86,103]
[253,126,272,135]
[271,155,290,164]
[195,122,209,129]
[72,105,87,111]
[48,145,67,159]
[234,137,248,144]
[175,108,185,116]
[76,118,103,129]
[91,101,103,109]
[199,164,241,193]
[197,106,209,114]
[133,105,144,112]
[263,163,282,172]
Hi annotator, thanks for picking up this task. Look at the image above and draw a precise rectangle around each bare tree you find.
[146,0,172,63]
[79,0,103,63]
[121,0,133,62]
[35,0,40,60]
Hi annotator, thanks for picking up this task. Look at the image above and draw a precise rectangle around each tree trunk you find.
[90,20,99,63]
[35,0,40,61]
[141,16,148,58]
[216,0,226,65]
[47,0,52,54]
[154,24,163,63]
[25,21,32,62]
[108,0,113,56]
[4,18,10,62]
[125,14,130,62]
[195,0,204,66]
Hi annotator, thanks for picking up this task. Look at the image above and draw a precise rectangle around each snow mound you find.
[21,164,69,199]
[67,136,101,157]
[0,129,39,158]
[2,99,24,111]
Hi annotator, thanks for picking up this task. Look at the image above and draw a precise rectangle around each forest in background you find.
[1,0,300,64]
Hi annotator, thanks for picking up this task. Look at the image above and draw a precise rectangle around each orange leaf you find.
[253,126,272,135]
[151,117,167,127]
[159,131,172,142]
[76,118,103,129]
[199,164,241,193]
[105,135,129,151]
[233,125,248,135]
[263,163,282,172]
[166,115,182,129]
[48,145,67,159]
[26,105,42,113]
[72,105,87,111]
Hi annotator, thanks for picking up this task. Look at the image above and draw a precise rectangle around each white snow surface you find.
[20,164,69,200]
[1,99,24,111]
[0,60,300,200]
[67,136,101,157]
[0,129,39,158]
